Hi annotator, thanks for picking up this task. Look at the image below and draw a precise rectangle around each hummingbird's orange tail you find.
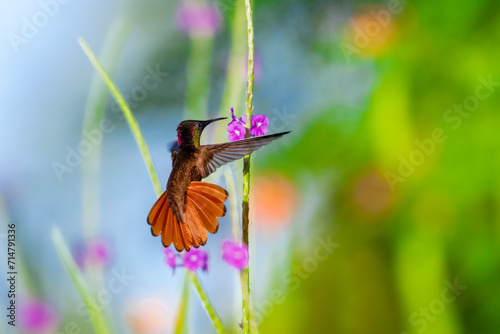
[147,181,228,252]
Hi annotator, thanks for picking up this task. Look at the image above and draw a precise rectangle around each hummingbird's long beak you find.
[199,117,227,129]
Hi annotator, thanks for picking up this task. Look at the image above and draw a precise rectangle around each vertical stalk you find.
[81,22,128,310]
[187,272,225,333]
[51,228,112,334]
[185,36,213,120]
[241,0,254,332]
[212,0,247,141]
[81,17,128,241]
[80,21,128,333]
[174,272,190,334]
[79,39,163,196]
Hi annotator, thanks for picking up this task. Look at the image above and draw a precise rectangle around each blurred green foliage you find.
[258,0,500,333]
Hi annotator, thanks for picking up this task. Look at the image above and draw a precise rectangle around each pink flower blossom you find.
[227,108,270,141]
[176,1,222,37]
[19,298,59,333]
[163,248,177,270]
[250,114,269,137]
[227,121,247,142]
[181,248,209,272]
[230,107,247,126]
[73,237,113,269]
[221,240,249,270]
[227,107,247,141]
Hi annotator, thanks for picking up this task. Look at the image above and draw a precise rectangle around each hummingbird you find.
[147,117,289,252]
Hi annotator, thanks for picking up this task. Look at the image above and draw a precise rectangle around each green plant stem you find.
[79,38,163,197]
[78,22,129,334]
[81,17,128,241]
[80,25,129,321]
[79,37,223,333]
[51,227,112,334]
[188,272,225,334]
[186,36,213,119]
[241,0,255,332]
[213,0,248,141]
[174,272,190,334]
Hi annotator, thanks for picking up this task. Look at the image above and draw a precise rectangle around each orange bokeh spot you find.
[126,298,172,334]
[343,5,399,57]
[251,174,298,232]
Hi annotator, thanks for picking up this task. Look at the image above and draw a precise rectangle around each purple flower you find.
[227,121,247,142]
[221,240,249,270]
[88,238,113,264]
[227,108,270,141]
[230,107,247,125]
[249,114,269,137]
[19,298,59,333]
[163,248,177,270]
[181,248,209,272]
[227,107,247,141]
[73,237,113,269]
[176,1,222,37]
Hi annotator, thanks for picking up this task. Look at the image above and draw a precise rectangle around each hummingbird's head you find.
[177,117,227,147]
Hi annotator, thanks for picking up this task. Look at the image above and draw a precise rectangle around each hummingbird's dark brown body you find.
[148,117,289,252]
[167,143,203,225]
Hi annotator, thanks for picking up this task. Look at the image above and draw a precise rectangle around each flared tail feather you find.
[147,181,228,252]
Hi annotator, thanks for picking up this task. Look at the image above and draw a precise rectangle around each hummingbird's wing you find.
[196,131,290,178]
